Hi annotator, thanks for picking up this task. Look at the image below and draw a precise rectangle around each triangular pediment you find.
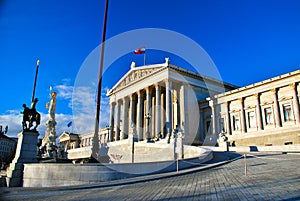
[107,63,168,95]
[59,132,71,140]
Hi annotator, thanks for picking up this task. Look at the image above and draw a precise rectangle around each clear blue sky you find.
[1,0,300,137]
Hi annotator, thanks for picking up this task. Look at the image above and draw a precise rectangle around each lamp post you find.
[106,125,110,143]
[145,113,151,142]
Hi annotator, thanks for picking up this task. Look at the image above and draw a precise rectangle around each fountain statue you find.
[40,91,58,158]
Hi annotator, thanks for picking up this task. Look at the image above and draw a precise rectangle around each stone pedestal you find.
[174,132,184,160]
[128,132,138,163]
[6,130,39,187]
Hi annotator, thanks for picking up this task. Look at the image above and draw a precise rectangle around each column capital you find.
[155,84,161,90]
[137,90,142,96]
[254,93,260,98]
[110,102,116,106]
[271,88,277,94]
[123,96,129,102]
[164,79,172,85]
[224,101,230,107]
[238,97,244,103]
[289,83,297,89]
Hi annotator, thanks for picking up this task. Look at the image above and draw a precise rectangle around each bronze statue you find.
[21,98,41,131]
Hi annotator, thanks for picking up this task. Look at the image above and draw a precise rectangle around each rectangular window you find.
[219,117,225,132]
[283,104,294,121]
[265,107,274,125]
[248,111,256,128]
[233,115,240,131]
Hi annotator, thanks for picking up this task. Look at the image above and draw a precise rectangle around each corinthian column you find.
[137,90,143,140]
[115,100,121,141]
[122,97,129,139]
[239,98,246,133]
[155,84,161,138]
[225,101,231,134]
[145,87,152,140]
[272,88,281,127]
[109,102,115,142]
[165,80,173,137]
[254,93,263,130]
[129,94,136,131]
[290,83,300,124]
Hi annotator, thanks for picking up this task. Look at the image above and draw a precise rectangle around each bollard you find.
[244,153,248,176]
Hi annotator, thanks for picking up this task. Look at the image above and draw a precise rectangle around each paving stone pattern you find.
[1,153,300,201]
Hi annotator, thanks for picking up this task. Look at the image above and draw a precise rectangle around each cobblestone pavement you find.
[1,153,300,201]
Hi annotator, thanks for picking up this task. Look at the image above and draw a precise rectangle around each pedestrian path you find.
[1,152,300,200]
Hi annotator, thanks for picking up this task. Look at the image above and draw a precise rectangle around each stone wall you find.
[23,148,212,187]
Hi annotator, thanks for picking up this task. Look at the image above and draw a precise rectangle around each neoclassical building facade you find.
[106,59,236,144]
[59,60,300,148]
[208,70,300,146]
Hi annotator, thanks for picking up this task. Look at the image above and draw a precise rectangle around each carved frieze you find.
[114,68,159,92]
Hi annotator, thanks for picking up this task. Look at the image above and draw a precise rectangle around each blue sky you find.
[1,0,300,137]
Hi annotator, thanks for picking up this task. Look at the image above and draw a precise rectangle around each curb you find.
[0,152,238,194]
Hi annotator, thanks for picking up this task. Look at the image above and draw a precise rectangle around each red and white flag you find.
[134,46,146,54]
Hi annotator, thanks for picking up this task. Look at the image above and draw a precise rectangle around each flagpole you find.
[93,0,109,161]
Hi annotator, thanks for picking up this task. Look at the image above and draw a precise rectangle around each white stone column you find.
[272,88,282,127]
[165,80,173,137]
[155,84,161,138]
[209,101,216,135]
[137,90,143,140]
[129,94,136,131]
[255,93,263,130]
[109,102,115,142]
[122,97,129,139]
[145,87,152,140]
[180,84,188,134]
[161,92,165,137]
[199,108,204,141]
[115,100,121,141]
[173,89,180,129]
[225,101,231,134]
[290,83,300,124]
[239,98,246,133]
[151,96,155,138]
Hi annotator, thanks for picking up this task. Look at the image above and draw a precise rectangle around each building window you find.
[206,121,211,133]
[265,107,274,125]
[219,117,225,132]
[248,111,256,128]
[283,104,294,121]
[233,115,240,131]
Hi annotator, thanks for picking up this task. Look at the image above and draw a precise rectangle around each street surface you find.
[1,153,299,201]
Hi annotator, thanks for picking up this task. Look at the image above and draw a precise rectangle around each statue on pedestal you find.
[40,91,58,158]
[21,98,41,131]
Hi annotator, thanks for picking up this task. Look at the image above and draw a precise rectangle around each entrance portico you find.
[106,59,235,143]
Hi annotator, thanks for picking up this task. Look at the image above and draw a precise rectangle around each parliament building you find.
[60,59,300,149]
[105,59,300,146]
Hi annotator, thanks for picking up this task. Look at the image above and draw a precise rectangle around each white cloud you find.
[54,84,73,102]
[1,81,111,138]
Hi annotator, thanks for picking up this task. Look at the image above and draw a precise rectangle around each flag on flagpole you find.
[134,46,146,54]
[67,121,72,127]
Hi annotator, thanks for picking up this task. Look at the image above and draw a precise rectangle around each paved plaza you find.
[1,152,299,201]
